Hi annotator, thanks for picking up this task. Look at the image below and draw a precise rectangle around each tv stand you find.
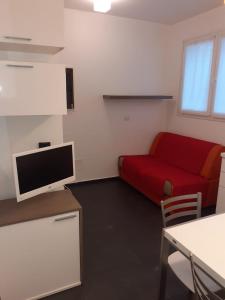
[0,190,82,300]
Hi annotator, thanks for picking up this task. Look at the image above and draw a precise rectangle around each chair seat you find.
[168,251,220,293]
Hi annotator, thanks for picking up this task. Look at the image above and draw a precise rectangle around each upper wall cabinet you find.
[0,60,67,116]
[0,0,64,54]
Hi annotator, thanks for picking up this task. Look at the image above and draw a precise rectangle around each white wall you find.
[4,6,224,197]
[55,9,172,181]
[167,6,225,144]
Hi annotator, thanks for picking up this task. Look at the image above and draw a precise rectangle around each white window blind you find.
[213,37,225,116]
[181,40,214,113]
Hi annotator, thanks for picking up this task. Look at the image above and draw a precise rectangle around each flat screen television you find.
[12,142,75,202]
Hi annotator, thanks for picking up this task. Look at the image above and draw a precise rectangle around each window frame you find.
[178,32,225,120]
[211,32,225,119]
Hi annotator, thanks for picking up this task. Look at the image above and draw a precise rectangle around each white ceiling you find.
[64,0,223,25]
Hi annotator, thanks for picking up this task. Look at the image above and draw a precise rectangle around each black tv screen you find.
[15,144,74,197]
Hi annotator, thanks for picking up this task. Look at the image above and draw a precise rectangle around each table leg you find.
[158,230,170,300]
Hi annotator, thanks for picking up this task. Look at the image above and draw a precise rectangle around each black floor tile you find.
[44,178,214,300]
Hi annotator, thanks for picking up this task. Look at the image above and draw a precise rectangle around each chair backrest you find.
[190,254,223,300]
[161,193,202,228]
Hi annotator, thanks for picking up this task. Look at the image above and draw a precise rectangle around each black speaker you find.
[66,68,74,110]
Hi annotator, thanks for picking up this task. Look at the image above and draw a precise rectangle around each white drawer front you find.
[216,187,225,214]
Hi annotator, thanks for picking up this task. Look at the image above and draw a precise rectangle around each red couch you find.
[119,132,224,207]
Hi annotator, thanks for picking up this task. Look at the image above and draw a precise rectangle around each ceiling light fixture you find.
[93,0,111,13]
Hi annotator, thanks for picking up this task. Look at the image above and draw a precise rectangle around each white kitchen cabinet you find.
[0,190,82,300]
[0,60,67,116]
[0,0,64,54]
[216,154,225,213]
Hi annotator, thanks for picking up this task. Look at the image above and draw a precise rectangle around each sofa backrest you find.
[150,132,222,177]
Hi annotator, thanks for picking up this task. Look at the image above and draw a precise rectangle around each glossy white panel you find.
[0,60,67,116]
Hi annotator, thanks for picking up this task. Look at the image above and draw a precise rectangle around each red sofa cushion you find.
[121,155,208,198]
[152,132,217,175]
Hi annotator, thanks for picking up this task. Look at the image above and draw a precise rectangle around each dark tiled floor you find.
[45,178,214,300]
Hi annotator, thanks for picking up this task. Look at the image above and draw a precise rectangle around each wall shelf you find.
[103,95,173,100]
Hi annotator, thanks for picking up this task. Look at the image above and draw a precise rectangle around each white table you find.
[158,213,225,300]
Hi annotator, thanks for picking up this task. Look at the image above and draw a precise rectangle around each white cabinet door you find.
[0,0,64,54]
[0,212,81,300]
[0,60,67,116]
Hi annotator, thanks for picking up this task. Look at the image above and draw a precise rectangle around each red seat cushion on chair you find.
[121,155,208,199]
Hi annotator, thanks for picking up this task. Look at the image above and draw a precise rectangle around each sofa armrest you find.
[118,156,124,170]
[163,180,173,196]
[201,145,225,179]
[149,132,166,155]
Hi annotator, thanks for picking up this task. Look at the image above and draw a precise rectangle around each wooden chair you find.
[190,254,222,300]
[161,193,202,297]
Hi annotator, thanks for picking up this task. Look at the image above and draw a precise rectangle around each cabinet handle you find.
[4,36,32,42]
[54,214,76,222]
[6,64,34,69]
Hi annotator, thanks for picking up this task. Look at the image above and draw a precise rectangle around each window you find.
[180,34,225,119]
